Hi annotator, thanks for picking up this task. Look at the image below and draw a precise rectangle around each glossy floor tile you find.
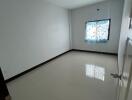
[7,51,118,100]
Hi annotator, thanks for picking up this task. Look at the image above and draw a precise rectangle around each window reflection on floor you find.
[85,64,105,81]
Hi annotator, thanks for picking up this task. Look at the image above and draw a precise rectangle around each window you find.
[85,19,110,43]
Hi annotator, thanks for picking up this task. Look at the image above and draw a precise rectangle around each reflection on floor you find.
[85,64,105,81]
[7,51,118,100]
[128,81,132,100]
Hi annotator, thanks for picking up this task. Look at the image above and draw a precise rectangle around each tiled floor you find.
[7,51,118,100]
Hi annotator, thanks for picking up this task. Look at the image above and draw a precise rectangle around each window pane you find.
[86,22,97,41]
[85,19,110,43]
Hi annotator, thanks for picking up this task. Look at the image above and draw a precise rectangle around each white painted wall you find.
[0,0,70,80]
[118,0,132,74]
[68,10,72,49]
[71,0,124,53]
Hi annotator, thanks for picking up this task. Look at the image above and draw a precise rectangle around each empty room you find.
[0,0,132,100]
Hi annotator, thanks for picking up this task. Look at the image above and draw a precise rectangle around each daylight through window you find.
[85,19,110,43]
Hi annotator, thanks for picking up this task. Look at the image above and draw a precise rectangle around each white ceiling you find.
[45,0,110,9]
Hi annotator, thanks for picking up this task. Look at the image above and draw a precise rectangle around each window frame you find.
[85,19,111,43]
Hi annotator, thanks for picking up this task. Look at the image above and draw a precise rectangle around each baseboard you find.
[5,50,72,83]
[5,49,117,83]
[72,49,118,56]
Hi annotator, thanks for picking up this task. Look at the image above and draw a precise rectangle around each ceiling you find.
[45,0,110,9]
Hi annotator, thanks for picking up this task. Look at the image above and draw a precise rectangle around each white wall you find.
[118,0,132,74]
[71,0,124,53]
[68,10,72,49]
[0,0,70,80]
